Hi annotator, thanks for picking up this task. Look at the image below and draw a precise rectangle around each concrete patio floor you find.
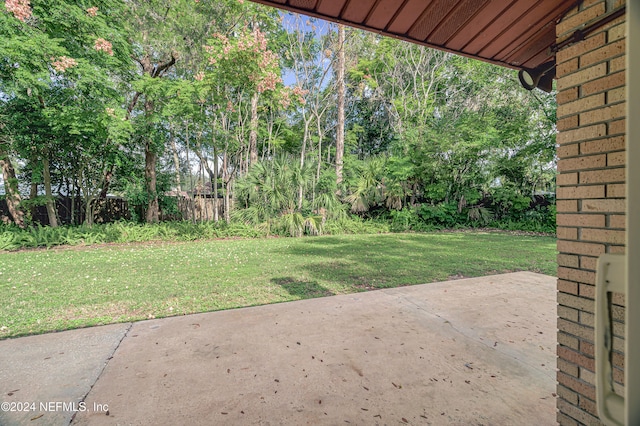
[0,271,557,425]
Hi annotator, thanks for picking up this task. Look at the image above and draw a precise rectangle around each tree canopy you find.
[0,0,556,234]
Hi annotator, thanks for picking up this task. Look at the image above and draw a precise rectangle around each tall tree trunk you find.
[91,167,113,225]
[145,141,159,223]
[316,120,323,182]
[0,144,25,228]
[170,127,181,192]
[249,91,259,167]
[127,54,176,223]
[213,145,219,222]
[195,149,217,223]
[335,24,346,192]
[298,120,310,210]
[223,151,230,223]
[42,156,58,227]
[144,99,159,223]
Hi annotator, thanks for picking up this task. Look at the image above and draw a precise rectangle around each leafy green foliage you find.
[2,2,556,235]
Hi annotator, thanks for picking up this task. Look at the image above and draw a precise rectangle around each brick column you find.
[555,1,626,424]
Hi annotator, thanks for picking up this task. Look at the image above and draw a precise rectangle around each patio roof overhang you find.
[250,0,578,72]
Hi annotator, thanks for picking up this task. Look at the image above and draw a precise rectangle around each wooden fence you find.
[171,196,224,222]
[0,196,130,226]
[1,195,226,225]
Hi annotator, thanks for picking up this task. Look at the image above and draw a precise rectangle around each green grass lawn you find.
[0,231,556,339]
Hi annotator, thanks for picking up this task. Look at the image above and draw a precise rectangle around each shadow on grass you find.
[271,277,335,299]
[278,233,557,291]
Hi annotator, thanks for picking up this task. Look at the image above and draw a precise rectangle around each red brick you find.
[556,125,607,145]
[558,239,606,256]
[580,309,595,328]
[581,228,625,244]
[557,372,596,400]
[609,246,626,254]
[558,318,594,341]
[557,145,579,159]
[608,118,626,135]
[580,341,595,357]
[581,199,625,213]
[557,172,578,186]
[558,253,580,268]
[611,291,625,307]
[557,94,605,118]
[558,267,596,285]
[557,185,605,199]
[557,57,579,78]
[559,305,580,323]
[579,136,624,154]
[557,200,578,212]
[558,346,595,371]
[558,115,579,131]
[557,227,578,241]
[609,215,625,228]
[580,39,625,67]
[557,154,606,172]
[578,395,598,416]
[582,71,625,96]
[558,332,579,352]
[557,398,600,425]
[557,88,579,105]
[610,56,625,73]
[613,351,625,370]
[557,3,606,38]
[557,63,607,91]
[579,102,625,125]
[579,283,596,299]
[608,87,625,103]
[558,356,580,377]
[607,183,626,197]
[579,256,598,270]
[558,279,579,295]
[557,33,606,65]
[559,292,595,312]
[556,214,605,227]
[607,20,625,43]
[579,167,625,184]
[558,383,579,406]
[557,412,579,426]
[608,151,625,166]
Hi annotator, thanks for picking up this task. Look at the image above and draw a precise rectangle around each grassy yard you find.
[0,231,556,339]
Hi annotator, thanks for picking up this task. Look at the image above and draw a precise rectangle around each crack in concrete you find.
[68,322,133,425]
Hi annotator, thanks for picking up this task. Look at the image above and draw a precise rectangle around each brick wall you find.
[555,0,626,424]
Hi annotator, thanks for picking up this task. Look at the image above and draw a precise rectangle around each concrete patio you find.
[0,271,557,425]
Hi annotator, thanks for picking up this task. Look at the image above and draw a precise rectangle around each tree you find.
[335,24,345,191]
[1,0,132,226]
